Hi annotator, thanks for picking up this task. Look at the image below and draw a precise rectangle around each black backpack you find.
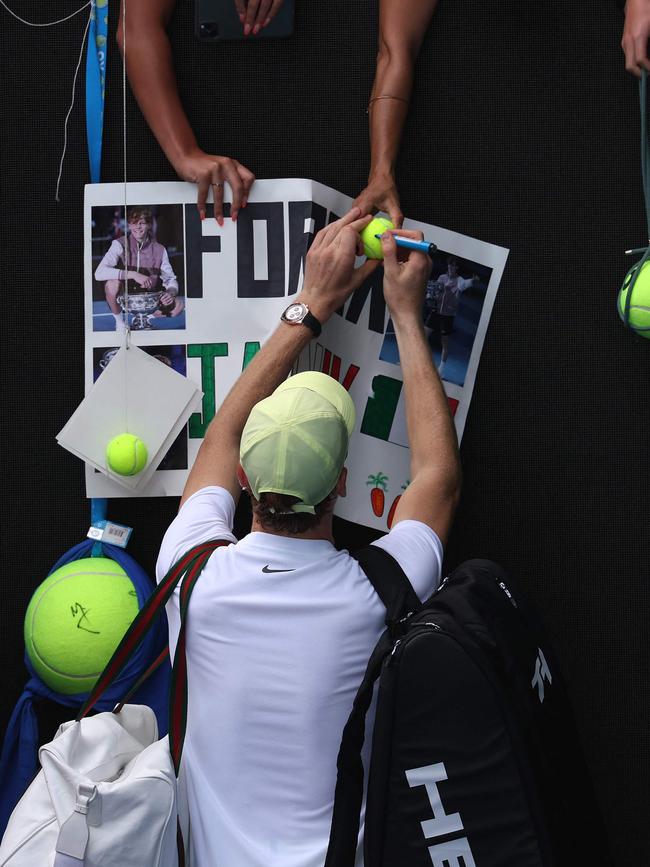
[326,553,613,867]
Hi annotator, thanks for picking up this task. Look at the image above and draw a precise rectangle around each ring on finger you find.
[212,182,223,188]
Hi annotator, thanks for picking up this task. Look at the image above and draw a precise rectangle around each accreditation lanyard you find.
[85,0,108,183]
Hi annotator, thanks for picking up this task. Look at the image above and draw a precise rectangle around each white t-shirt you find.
[156,486,443,867]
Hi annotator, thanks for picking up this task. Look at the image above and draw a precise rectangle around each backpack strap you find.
[353,545,421,636]
[324,546,422,867]
[324,629,395,867]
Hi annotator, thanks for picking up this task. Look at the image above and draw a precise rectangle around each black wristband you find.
[302,310,322,337]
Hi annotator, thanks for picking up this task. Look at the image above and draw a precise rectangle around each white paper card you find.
[57,343,202,491]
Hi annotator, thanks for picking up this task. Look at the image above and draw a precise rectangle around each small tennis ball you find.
[24,558,139,695]
[106,433,148,475]
[618,261,650,339]
[360,217,394,260]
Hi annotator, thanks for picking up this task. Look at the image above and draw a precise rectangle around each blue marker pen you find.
[375,234,437,256]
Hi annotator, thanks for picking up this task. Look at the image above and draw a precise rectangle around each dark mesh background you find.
[1,0,648,861]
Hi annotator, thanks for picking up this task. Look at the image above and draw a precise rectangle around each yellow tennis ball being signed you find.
[106,433,148,476]
[23,558,139,694]
[360,217,394,260]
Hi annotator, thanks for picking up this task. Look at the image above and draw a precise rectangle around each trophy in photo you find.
[117,290,164,330]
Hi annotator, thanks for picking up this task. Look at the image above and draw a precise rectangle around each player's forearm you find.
[117,12,198,171]
[182,323,312,506]
[391,311,461,488]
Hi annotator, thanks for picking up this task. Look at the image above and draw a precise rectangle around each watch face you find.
[283,303,306,323]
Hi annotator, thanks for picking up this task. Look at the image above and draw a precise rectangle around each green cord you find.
[623,70,650,327]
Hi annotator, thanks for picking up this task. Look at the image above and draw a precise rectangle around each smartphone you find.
[195,0,294,41]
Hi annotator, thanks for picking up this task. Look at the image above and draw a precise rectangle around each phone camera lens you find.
[200,22,219,38]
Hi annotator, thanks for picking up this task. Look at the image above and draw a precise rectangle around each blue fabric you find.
[85,0,108,183]
[0,541,170,836]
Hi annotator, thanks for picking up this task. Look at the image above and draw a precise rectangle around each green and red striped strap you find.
[112,644,170,715]
[168,543,219,772]
[77,540,230,742]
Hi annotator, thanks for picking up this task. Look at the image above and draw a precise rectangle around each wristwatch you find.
[280,302,322,337]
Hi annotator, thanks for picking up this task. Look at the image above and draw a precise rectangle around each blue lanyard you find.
[85,0,108,183]
[86,1,109,531]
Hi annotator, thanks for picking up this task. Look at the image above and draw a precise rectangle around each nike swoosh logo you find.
[262,565,296,573]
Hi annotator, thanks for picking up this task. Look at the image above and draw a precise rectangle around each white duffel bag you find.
[0,705,178,867]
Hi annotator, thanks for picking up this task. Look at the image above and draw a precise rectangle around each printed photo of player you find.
[91,205,186,332]
[379,250,492,387]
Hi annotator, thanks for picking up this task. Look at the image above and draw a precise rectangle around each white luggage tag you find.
[53,784,100,867]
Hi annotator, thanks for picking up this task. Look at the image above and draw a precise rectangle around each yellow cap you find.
[240,372,356,513]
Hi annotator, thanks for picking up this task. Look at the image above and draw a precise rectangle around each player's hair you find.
[252,492,332,534]
[447,256,459,267]
[127,207,153,225]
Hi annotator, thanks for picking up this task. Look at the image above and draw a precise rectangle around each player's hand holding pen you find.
[380,229,431,322]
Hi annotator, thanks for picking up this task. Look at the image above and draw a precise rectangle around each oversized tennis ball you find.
[24,558,139,695]
[106,433,148,475]
[618,261,650,339]
[360,217,394,260]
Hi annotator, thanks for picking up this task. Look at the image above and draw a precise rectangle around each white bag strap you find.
[53,784,99,867]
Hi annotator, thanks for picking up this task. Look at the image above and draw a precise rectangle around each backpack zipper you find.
[388,622,441,664]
